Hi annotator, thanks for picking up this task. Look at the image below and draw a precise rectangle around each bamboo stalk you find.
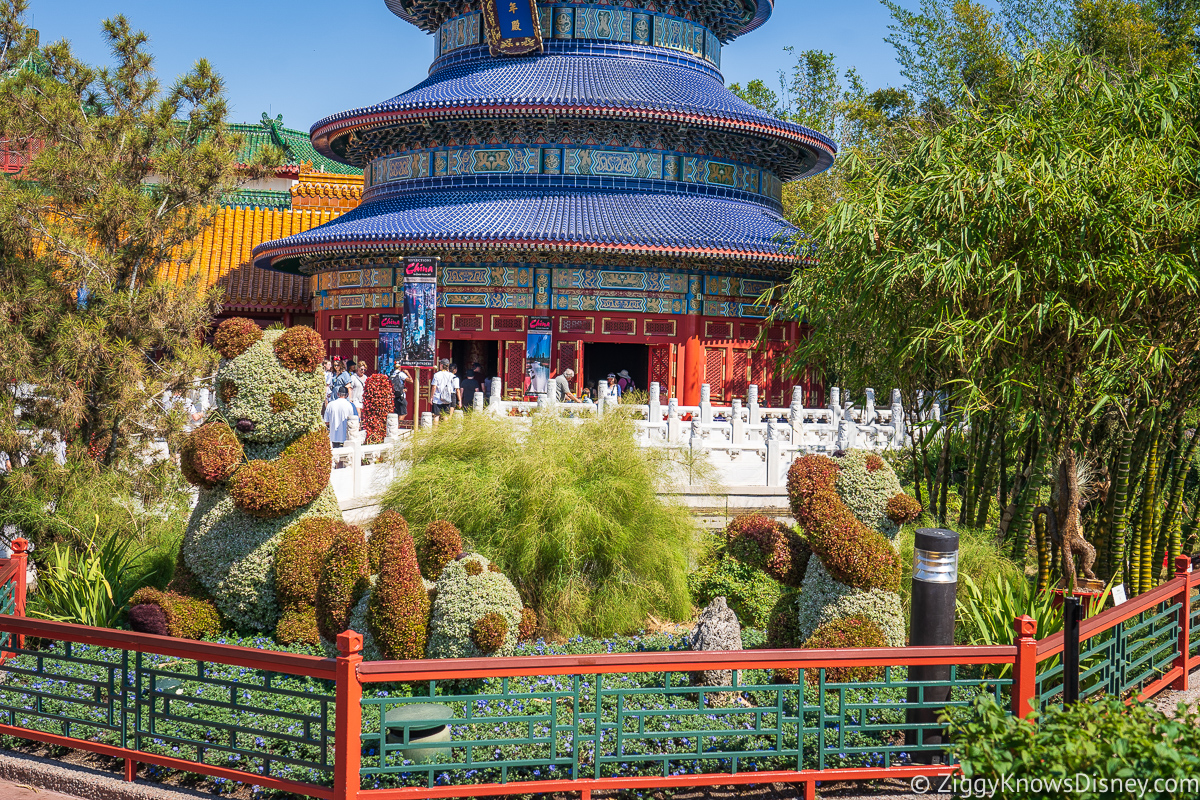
[1159,425,1197,571]
[1106,420,1137,583]
[975,411,1005,529]
[1034,508,1051,592]
[1135,424,1161,594]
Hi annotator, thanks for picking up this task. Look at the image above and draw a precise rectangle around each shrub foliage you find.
[418,520,463,580]
[787,454,900,593]
[801,614,886,683]
[381,413,696,636]
[316,524,370,642]
[367,523,430,660]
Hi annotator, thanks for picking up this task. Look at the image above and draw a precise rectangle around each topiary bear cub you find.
[134,318,359,637]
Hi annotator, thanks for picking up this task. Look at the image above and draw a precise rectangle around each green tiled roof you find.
[221,188,292,210]
[232,114,362,176]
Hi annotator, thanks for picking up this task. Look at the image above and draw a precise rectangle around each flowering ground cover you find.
[0,632,1005,798]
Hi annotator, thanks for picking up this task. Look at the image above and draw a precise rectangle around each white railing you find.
[330,415,411,504]
[329,380,916,504]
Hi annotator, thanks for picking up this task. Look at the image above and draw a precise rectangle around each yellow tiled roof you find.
[164,171,365,311]
[165,206,341,311]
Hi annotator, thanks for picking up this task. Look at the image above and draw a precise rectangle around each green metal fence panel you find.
[1190,587,1200,660]
[0,639,337,787]
[359,666,1008,792]
[1036,599,1181,712]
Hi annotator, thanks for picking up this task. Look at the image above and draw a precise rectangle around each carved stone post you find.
[731,399,744,444]
[699,383,712,425]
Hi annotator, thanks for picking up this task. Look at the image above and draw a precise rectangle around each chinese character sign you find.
[482,0,543,56]
[400,257,438,367]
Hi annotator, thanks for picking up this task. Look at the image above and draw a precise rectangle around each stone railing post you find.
[385,413,399,442]
[891,389,906,447]
[731,399,744,444]
[667,397,680,443]
[596,380,608,415]
[830,386,841,425]
[699,383,712,424]
[419,411,433,429]
[649,381,661,422]
[747,384,759,426]
[788,386,803,439]
[864,388,876,425]
[765,420,782,487]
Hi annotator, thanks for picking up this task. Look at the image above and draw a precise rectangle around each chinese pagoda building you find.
[252,0,835,407]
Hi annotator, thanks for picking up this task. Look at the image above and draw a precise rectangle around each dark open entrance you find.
[449,340,500,382]
[583,342,649,395]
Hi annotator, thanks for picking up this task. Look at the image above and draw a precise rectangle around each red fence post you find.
[1171,555,1192,690]
[334,630,363,800]
[11,538,28,650]
[1012,615,1038,719]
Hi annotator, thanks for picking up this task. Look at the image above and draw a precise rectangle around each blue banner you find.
[482,0,544,56]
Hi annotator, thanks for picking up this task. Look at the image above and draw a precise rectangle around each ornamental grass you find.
[380,412,697,637]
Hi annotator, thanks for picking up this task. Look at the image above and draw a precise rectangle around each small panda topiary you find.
[426,553,523,659]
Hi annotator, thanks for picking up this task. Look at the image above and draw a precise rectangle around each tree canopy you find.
[0,0,278,465]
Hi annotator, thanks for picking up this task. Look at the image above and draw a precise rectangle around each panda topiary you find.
[787,451,921,648]
[175,318,352,633]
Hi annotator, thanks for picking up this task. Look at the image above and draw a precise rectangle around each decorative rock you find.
[690,596,742,689]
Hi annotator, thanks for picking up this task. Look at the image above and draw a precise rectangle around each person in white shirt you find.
[606,373,622,401]
[324,386,357,447]
[430,359,456,422]
[348,363,367,412]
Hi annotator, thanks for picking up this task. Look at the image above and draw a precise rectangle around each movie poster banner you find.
[401,257,438,367]
[378,313,402,375]
[526,315,552,361]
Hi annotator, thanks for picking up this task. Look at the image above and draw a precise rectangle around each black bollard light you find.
[905,527,959,764]
[1063,596,1081,705]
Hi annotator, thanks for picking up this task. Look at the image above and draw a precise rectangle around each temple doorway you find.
[582,342,649,396]
[448,339,500,382]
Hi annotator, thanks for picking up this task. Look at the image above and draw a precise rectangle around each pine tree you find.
[0,1,279,465]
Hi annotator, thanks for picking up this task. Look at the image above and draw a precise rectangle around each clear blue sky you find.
[33,1,904,131]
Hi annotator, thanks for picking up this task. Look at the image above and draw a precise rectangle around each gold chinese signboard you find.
[482,0,544,56]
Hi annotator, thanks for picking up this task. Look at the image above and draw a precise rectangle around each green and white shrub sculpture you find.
[427,553,524,659]
[785,451,921,651]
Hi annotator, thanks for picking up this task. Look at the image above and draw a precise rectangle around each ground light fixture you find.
[905,527,959,764]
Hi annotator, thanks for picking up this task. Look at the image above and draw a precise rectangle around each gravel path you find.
[1151,667,1200,716]
[0,749,216,800]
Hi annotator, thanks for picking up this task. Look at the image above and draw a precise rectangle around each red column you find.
[11,538,27,651]
[683,335,702,406]
[1171,555,1192,690]
[334,631,363,800]
[1012,614,1038,718]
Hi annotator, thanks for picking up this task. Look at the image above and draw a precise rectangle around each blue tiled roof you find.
[310,47,835,179]
[383,0,773,41]
[253,188,798,274]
